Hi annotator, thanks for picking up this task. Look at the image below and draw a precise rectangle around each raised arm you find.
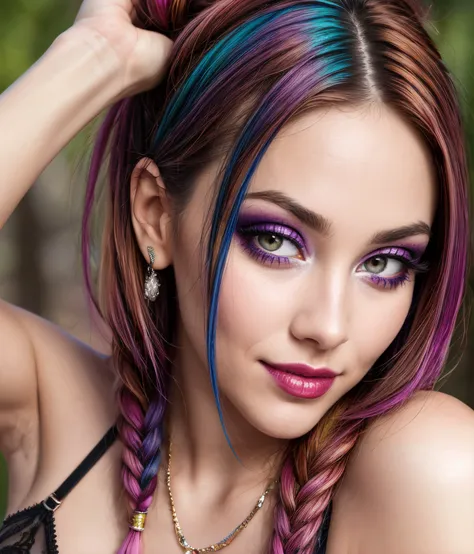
[0,0,172,449]
[0,0,172,228]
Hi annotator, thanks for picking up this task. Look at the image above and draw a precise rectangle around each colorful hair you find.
[82,1,469,553]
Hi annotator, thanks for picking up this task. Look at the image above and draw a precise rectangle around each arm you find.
[0,34,121,448]
[0,32,121,228]
[0,1,172,449]
[0,17,172,229]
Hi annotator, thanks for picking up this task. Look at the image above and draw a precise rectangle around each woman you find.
[0,0,473,553]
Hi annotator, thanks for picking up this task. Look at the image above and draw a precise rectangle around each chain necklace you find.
[166,441,276,553]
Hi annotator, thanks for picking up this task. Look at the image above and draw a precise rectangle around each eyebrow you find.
[245,190,332,235]
[244,189,431,244]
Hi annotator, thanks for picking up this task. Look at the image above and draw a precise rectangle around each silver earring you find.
[144,246,161,302]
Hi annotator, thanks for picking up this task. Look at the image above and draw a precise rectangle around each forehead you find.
[250,103,436,235]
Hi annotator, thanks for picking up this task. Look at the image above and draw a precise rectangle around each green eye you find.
[257,233,283,252]
[363,256,387,274]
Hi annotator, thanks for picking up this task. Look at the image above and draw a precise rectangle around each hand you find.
[72,0,173,98]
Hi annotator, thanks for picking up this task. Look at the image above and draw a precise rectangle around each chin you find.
[239,399,329,440]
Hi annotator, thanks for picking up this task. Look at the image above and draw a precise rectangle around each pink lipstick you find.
[262,362,337,399]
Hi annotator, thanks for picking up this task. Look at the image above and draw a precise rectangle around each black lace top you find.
[0,426,118,554]
[0,426,332,553]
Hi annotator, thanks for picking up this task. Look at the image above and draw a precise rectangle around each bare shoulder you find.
[356,390,474,456]
[329,391,474,554]
[0,301,114,424]
[2,301,117,441]
[1,300,117,512]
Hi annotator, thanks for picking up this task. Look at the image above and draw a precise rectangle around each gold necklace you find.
[166,441,276,553]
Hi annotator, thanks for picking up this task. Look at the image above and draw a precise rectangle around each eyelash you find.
[363,258,426,289]
[236,223,306,267]
[236,224,429,289]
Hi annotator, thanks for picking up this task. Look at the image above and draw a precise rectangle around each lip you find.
[262,362,339,378]
[261,362,338,400]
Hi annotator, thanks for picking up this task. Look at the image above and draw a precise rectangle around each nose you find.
[289,270,349,351]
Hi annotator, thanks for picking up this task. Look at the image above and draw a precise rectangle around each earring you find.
[144,246,161,302]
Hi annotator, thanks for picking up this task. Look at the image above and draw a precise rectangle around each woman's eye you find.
[255,233,300,257]
[257,233,282,252]
[236,222,307,267]
[362,256,404,276]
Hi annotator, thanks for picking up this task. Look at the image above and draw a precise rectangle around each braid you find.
[272,402,366,554]
[117,382,166,554]
[109,273,172,554]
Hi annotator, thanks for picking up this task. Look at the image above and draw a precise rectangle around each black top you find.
[0,427,332,553]
[0,426,118,554]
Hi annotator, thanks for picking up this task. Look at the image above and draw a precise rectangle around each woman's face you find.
[170,103,436,440]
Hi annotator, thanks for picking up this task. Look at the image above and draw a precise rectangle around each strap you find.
[42,425,118,511]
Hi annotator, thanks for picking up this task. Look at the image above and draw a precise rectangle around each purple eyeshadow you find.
[234,209,430,289]
[381,244,425,261]
[235,210,308,267]
[236,210,310,250]
[360,246,413,265]
[235,225,306,267]
[360,245,429,289]
[369,273,411,289]
[241,222,306,250]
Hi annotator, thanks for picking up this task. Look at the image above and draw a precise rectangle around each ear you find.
[130,158,173,269]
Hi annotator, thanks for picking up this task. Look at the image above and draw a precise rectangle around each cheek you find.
[353,284,414,370]
[217,245,291,350]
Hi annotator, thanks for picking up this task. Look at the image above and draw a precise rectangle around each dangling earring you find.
[144,246,161,302]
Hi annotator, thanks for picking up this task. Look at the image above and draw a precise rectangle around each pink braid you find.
[272,403,365,554]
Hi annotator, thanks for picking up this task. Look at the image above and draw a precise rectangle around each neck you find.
[166,331,287,492]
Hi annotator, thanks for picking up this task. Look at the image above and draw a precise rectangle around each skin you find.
[1,2,474,553]
[133,101,435,468]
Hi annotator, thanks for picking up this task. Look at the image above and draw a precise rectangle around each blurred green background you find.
[1,0,474,522]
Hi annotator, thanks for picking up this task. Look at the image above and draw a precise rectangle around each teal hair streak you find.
[152,10,284,148]
[152,1,346,147]
[152,1,353,456]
